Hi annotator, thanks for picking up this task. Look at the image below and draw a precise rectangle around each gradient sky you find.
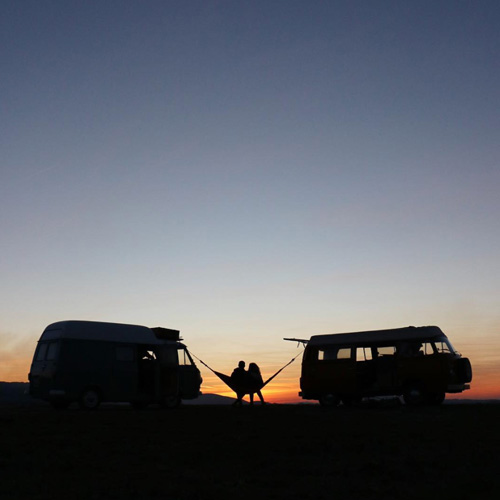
[1,1,499,402]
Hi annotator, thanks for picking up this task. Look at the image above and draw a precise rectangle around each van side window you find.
[178,348,193,366]
[356,347,373,361]
[46,342,59,361]
[377,346,396,357]
[337,348,352,359]
[398,342,425,357]
[36,343,48,361]
[318,347,352,361]
[318,349,333,361]
[116,346,135,362]
[433,341,452,354]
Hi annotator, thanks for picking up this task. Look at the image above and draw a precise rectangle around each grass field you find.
[0,403,498,499]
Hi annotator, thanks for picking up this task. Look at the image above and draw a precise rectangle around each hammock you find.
[189,350,303,396]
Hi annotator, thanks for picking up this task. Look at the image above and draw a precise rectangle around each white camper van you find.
[28,320,202,409]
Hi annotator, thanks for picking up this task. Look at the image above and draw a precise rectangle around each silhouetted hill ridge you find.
[1,382,498,405]
[0,382,237,405]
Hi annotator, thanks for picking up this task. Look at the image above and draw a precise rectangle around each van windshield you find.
[433,337,456,354]
[35,341,59,361]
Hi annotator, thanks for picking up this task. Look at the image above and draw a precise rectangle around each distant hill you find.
[183,393,238,405]
[0,382,31,404]
[0,382,237,406]
[2,382,497,407]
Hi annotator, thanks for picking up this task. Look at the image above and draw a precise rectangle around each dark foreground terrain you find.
[0,403,498,500]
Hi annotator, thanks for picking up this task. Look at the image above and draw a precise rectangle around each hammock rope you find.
[188,349,304,395]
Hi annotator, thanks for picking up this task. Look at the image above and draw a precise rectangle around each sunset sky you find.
[1,1,499,402]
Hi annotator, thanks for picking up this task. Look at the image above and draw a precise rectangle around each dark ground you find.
[0,402,498,500]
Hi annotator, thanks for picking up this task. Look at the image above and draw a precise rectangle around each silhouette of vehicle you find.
[286,326,472,407]
[28,320,202,410]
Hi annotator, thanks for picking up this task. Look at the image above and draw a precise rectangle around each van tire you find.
[79,388,101,410]
[319,393,340,408]
[403,384,425,406]
[161,395,181,409]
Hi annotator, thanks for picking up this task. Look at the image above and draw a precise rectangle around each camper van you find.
[28,320,202,409]
[289,326,472,406]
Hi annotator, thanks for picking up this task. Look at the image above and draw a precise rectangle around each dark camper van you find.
[292,326,472,406]
[28,320,202,409]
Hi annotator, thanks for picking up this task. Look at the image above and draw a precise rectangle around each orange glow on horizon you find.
[200,364,500,403]
[2,354,500,403]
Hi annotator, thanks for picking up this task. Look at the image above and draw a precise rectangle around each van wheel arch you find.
[79,387,102,410]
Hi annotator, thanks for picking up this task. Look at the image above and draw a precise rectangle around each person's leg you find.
[233,392,243,406]
[257,390,265,403]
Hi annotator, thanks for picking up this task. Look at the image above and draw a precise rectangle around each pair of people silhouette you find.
[231,360,266,406]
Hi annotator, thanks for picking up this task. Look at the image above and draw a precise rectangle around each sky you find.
[1,0,499,402]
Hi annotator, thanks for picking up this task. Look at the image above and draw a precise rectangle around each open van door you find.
[177,346,202,399]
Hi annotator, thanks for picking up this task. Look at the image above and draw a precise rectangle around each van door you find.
[396,341,448,393]
[355,347,377,393]
[157,345,179,399]
[372,345,398,392]
[177,347,201,399]
[309,346,357,396]
[137,345,161,399]
[112,344,138,401]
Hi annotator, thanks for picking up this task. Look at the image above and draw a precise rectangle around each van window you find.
[433,340,452,354]
[356,347,373,361]
[377,346,396,357]
[318,347,352,361]
[398,342,425,357]
[46,342,59,361]
[116,346,135,362]
[337,348,352,359]
[178,348,193,366]
[318,349,331,361]
[36,343,48,361]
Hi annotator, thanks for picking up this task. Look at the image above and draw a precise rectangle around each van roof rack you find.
[151,327,182,341]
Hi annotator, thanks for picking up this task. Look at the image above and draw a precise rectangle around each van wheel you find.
[403,384,425,406]
[79,388,101,410]
[319,394,340,408]
[161,395,181,409]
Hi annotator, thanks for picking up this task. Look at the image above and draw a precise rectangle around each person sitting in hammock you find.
[247,362,266,405]
[231,360,247,406]
[202,354,297,405]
